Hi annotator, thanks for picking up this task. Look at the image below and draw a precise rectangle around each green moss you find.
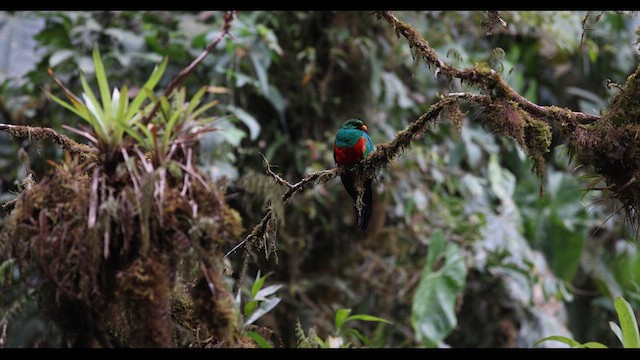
[523,116,552,181]
[223,206,245,239]
[481,99,551,188]
[116,256,175,347]
[605,64,640,125]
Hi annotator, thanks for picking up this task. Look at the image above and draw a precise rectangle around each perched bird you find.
[333,119,375,231]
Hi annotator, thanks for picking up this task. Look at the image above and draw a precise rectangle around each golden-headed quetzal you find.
[334,119,375,231]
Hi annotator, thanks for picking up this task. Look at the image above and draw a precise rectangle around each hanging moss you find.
[563,64,640,235]
[520,109,552,182]
[484,99,526,146]
[481,99,552,186]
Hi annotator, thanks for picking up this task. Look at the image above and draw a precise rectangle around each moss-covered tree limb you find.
[0,123,97,159]
[233,11,640,278]
[228,95,458,285]
[376,11,601,128]
[378,10,640,236]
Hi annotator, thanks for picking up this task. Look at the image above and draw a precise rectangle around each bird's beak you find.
[360,124,368,131]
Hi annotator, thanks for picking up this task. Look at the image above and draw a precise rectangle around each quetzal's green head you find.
[340,118,368,131]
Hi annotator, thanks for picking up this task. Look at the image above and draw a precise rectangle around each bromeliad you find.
[334,119,375,231]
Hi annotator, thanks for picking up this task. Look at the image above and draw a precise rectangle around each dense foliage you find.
[0,10,639,348]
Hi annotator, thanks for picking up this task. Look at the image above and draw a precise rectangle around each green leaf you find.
[245,331,273,348]
[244,299,258,318]
[44,90,90,123]
[228,105,261,141]
[92,45,113,119]
[159,96,171,122]
[117,86,129,123]
[614,296,640,348]
[186,86,207,115]
[190,100,218,119]
[531,335,584,348]
[545,212,586,281]
[610,321,624,345]
[251,271,268,299]
[125,57,168,121]
[0,259,15,286]
[335,308,351,335]
[488,154,516,201]
[411,229,467,346]
[79,73,109,138]
[254,284,283,301]
[343,328,370,347]
[244,297,281,326]
[49,49,76,68]
[0,13,46,86]
[582,342,608,348]
[344,314,391,325]
[133,121,155,148]
[162,105,184,149]
[116,117,146,146]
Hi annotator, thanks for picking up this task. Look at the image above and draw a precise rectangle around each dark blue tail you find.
[340,172,373,231]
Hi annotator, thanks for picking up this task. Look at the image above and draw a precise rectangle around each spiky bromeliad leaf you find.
[47,46,168,147]
[92,46,113,119]
[125,57,168,121]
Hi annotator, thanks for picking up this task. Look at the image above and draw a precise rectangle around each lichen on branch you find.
[0,123,97,159]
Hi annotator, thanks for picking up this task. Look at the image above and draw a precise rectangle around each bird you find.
[333,118,375,231]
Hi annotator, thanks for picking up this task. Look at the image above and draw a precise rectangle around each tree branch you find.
[228,12,618,280]
[226,95,457,262]
[140,11,237,126]
[376,11,601,126]
[0,123,97,159]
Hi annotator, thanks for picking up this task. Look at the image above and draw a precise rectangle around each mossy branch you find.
[230,11,640,277]
[227,95,457,286]
[0,123,97,159]
[376,11,601,128]
[377,11,640,236]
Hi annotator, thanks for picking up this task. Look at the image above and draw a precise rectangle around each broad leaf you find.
[0,12,45,86]
[228,105,261,141]
[411,229,466,346]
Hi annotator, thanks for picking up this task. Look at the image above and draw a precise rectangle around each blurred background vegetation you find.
[0,10,639,347]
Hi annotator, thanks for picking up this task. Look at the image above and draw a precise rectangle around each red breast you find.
[334,137,367,166]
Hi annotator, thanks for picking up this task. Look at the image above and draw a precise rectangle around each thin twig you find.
[140,11,237,126]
